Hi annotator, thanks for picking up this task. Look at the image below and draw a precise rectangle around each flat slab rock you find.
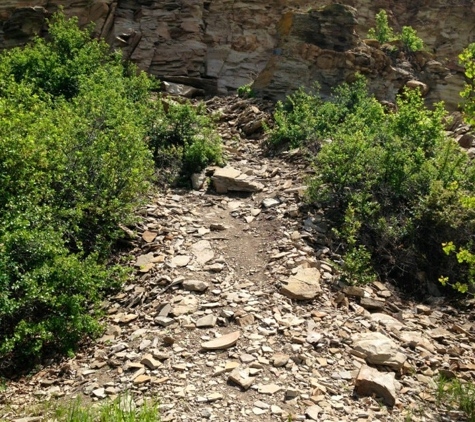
[352,331,407,370]
[191,240,214,265]
[171,295,199,316]
[211,166,264,193]
[280,266,322,300]
[201,331,241,350]
[355,364,397,406]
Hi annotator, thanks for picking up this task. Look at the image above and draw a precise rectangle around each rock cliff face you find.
[0,0,473,108]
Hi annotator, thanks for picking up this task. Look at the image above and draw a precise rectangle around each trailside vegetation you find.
[267,75,475,294]
[0,12,223,373]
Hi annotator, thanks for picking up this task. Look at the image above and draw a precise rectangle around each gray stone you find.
[135,252,154,267]
[191,240,214,265]
[182,279,209,292]
[141,354,162,370]
[191,172,207,190]
[305,405,322,421]
[155,316,175,327]
[262,198,280,208]
[172,295,199,316]
[370,313,404,331]
[196,314,217,328]
[163,81,204,98]
[258,383,282,395]
[360,297,386,310]
[171,255,191,267]
[272,353,290,367]
[92,387,107,399]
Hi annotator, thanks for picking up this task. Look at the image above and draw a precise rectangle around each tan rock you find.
[228,367,255,390]
[191,240,214,265]
[142,230,158,243]
[172,295,199,316]
[201,331,241,350]
[171,255,191,267]
[280,266,322,300]
[182,279,209,292]
[355,364,397,406]
[141,354,161,370]
[211,166,264,193]
[133,375,151,385]
[352,332,407,370]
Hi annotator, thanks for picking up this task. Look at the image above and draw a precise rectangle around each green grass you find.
[437,376,475,421]
[4,394,161,422]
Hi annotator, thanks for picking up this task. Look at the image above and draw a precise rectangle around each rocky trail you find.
[2,95,475,422]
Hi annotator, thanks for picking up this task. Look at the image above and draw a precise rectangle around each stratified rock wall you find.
[0,0,473,108]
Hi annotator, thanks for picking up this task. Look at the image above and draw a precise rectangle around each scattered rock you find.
[171,255,191,267]
[172,295,199,316]
[196,314,217,328]
[262,197,280,208]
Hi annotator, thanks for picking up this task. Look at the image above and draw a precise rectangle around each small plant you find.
[460,43,475,125]
[237,83,255,98]
[367,10,424,52]
[400,26,424,52]
[367,10,394,44]
[437,376,475,421]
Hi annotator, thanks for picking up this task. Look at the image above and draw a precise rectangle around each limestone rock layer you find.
[0,0,472,108]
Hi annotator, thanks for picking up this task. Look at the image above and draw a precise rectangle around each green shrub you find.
[367,10,424,52]
[0,12,155,370]
[460,43,475,125]
[147,100,223,180]
[237,83,255,98]
[0,13,112,100]
[268,77,385,149]
[268,76,475,294]
[400,26,424,52]
[367,10,394,44]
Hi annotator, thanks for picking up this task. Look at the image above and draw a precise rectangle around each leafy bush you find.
[268,77,385,150]
[367,10,424,52]
[400,26,424,52]
[268,76,475,292]
[0,13,155,370]
[147,100,223,182]
[237,83,256,98]
[460,43,475,125]
[367,10,394,44]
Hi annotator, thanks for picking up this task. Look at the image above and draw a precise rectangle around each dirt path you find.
[1,96,474,422]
